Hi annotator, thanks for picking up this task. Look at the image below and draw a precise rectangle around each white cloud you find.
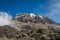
[0,12,12,26]
[0,12,21,31]
[45,0,60,23]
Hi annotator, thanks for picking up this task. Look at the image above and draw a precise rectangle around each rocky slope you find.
[15,13,56,24]
[0,13,60,40]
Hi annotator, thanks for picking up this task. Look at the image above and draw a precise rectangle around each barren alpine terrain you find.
[0,13,60,40]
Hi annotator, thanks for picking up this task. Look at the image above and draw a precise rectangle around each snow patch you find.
[39,15,44,19]
[30,13,36,18]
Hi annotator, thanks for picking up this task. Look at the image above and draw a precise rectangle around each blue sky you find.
[0,0,60,23]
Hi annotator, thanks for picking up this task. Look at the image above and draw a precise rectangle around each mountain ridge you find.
[0,13,60,40]
[15,13,57,24]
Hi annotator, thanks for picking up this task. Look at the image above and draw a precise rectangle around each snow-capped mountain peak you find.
[15,13,57,24]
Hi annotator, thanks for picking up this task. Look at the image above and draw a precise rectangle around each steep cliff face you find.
[0,13,60,40]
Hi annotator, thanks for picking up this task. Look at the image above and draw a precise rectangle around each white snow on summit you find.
[30,13,36,18]
[30,13,44,19]
[39,15,44,19]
